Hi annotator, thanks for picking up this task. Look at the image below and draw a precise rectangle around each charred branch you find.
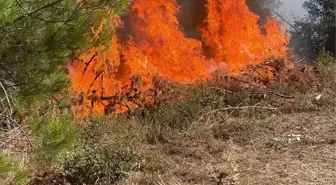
[82,52,97,75]
[87,68,104,94]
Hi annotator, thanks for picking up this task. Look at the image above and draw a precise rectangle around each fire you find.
[200,0,288,73]
[123,0,211,83]
[68,0,289,117]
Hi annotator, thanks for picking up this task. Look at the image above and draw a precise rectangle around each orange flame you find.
[68,0,289,116]
[200,0,288,73]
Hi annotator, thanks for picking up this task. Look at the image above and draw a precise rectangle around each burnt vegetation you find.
[1,0,336,185]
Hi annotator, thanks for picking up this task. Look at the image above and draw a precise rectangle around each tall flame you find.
[122,0,211,83]
[200,0,288,73]
[68,0,289,116]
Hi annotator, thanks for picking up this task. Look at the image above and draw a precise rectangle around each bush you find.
[61,146,143,185]
[315,52,336,88]
[146,87,254,128]
[150,99,202,130]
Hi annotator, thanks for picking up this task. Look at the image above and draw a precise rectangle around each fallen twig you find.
[268,91,295,99]
[203,105,278,117]
[1,114,35,147]
[0,81,13,114]
[0,130,22,148]
[296,57,306,63]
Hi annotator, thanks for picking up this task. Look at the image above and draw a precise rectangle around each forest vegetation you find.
[0,0,335,184]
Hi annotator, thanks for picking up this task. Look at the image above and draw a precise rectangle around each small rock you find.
[315,94,322,100]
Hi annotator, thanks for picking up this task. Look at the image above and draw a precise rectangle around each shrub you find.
[315,52,336,89]
[150,99,202,130]
[62,146,143,185]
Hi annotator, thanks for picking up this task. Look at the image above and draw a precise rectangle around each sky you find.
[280,0,306,19]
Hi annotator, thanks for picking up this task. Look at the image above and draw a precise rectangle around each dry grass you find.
[6,54,335,185]
[73,93,335,185]
[112,109,336,185]
[71,58,336,184]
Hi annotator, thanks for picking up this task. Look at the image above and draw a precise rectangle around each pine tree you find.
[0,0,129,98]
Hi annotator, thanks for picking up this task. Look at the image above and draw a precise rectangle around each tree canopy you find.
[290,0,336,59]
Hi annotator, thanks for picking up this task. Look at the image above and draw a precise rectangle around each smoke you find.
[176,0,275,38]
[176,0,207,39]
[118,0,276,42]
[246,0,272,25]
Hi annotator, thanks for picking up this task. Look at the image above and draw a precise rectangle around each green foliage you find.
[290,0,335,59]
[28,115,78,163]
[139,88,262,144]
[0,0,130,98]
[143,87,258,132]
[80,116,113,145]
[151,98,203,130]
[62,146,143,185]
[195,89,229,107]
[303,0,335,26]
[0,153,28,185]
[22,71,70,99]
[315,52,336,87]
[57,94,72,109]
[313,52,336,108]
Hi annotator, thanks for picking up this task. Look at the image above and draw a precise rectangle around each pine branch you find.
[10,0,66,25]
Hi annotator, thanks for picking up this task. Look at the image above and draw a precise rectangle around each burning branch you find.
[86,67,104,94]
[66,0,293,117]
[82,52,97,75]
